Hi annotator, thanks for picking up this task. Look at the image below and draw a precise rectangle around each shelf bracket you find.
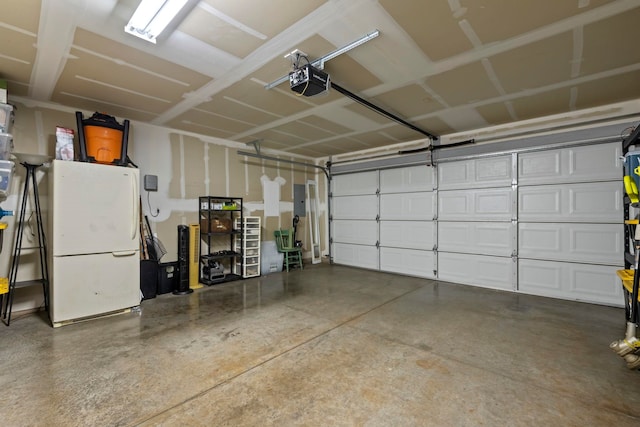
[246,139,262,156]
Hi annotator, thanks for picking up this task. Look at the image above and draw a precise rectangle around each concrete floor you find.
[0,263,639,426]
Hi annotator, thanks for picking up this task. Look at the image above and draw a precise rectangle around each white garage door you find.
[517,142,624,305]
[331,165,436,278]
[329,140,624,306]
[437,155,516,291]
[379,166,436,278]
[331,171,379,269]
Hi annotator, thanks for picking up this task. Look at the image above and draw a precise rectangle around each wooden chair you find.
[274,229,303,271]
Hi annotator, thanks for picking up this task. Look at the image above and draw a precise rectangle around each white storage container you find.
[234,216,262,278]
[260,241,283,275]
[0,160,15,198]
[0,133,13,160]
[0,80,7,104]
[0,104,14,134]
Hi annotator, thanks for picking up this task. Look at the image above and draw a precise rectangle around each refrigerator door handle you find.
[113,250,137,257]
[131,172,138,240]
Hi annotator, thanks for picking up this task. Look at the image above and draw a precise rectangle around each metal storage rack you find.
[199,196,243,285]
[612,126,640,369]
[235,216,261,278]
[621,128,640,324]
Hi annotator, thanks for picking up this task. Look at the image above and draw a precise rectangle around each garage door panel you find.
[438,188,513,221]
[380,247,435,278]
[380,221,434,250]
[438,155,512,190]
[332,171,379,268]
[332,171,378,196]
[566,143,621,182]
[475,156,513,186]
[518,223,623,265]
[332,243,378,269]
[333,220,378,245]
[569,184,621,221]
[518,150,561,183]
[518,182,622,222]
[332,195,378,220]
[519,259,622,306]
[380,192,434,220]
[380,166,434,193]
[438,221,514,256]
[518,188,560,218]
[437,192,468,219]
[519,142,621,185]
[438,162,470,188]
[438,252,514,291]
[477,191,511,215]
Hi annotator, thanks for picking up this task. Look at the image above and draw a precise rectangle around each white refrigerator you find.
[49,160,140,325]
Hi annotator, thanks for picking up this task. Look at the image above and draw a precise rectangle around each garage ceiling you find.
[2,0,639,158]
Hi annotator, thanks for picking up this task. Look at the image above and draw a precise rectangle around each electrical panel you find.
[294,184,306,216]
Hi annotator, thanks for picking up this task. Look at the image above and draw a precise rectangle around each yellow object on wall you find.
[616,269,640,301]
[624,176,639,204]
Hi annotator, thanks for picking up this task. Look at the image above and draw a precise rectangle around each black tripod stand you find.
[1,162,50,326]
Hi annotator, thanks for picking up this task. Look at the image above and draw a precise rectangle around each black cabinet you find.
[199,196,243,285]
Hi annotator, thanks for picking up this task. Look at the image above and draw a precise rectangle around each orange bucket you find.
[84,125,123,164]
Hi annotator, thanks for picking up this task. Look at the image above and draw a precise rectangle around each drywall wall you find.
[3,101,326,314]
[130,123,325,263]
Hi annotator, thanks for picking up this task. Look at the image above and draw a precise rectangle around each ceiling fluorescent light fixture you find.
[124,0,188,44]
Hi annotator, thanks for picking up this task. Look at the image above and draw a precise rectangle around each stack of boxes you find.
[0,79,12,297]
[0,79,15,199]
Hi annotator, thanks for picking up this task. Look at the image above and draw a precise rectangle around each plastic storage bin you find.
[0,134,13,160]
[260,241,284,275]
[0,160,14,198]
[0,104,14,134]
[0,80,7,104]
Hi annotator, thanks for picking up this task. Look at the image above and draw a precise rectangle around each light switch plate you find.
[144,174,158,191]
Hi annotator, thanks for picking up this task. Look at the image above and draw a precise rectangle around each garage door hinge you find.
[376,188,380,195]
[511,250,518,259]
[433,245,437,251]
[329,215,333,222]
[376,240,380,248]
[375,214,380,222]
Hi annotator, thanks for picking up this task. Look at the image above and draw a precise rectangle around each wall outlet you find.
[144,174,158,191]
